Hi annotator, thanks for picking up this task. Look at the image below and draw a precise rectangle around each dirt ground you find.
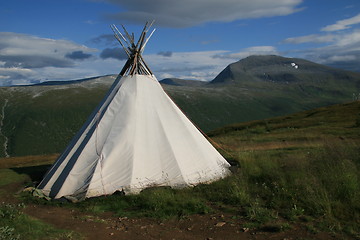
[23,203,343,240]
[0,165,353,240]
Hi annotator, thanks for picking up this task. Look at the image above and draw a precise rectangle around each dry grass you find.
[0,154,58,169]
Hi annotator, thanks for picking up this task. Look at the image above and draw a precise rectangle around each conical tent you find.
[37,22,230,200]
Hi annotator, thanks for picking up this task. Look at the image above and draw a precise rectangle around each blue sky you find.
[1,0,360,86]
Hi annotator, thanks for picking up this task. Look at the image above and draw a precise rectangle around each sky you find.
[0,0,360,86]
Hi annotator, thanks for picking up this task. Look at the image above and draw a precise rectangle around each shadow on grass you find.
[10,165,52,184]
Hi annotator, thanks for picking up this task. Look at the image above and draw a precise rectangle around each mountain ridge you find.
[0,55,359,157]
[211,55,360,85]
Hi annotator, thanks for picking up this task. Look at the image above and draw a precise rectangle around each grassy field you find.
[208,101,360,235]
[0,101,359,239]
[0,202,81,240]
[0,162,82,239]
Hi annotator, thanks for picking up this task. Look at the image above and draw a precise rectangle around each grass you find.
[0,158,83,240]
[25,137,357,235]
[74,187,211,219]
[0,169,29,187]
[0,203,82,240]
[2,101,360,238]
[206,101,360,235]
[0,154,57,169]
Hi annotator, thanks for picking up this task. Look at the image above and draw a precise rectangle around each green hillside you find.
[163,55,360,131]
[0,76,115,157]
[1,101,359,239]
[205,101,360,236]
[0,55,360,157]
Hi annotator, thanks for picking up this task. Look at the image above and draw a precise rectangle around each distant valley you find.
[0,55,359,157]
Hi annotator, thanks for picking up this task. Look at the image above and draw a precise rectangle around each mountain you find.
[165,55,360,131]
[33,75,113,86]
[212,55,360,85]
[0,55,359,157]
[159,78,206,87]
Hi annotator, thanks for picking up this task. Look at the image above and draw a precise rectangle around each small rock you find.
[23,187,34,192]
[215,222,226,227]
[118,217,128,221]
[242,227,249,232]
[187,227,192,231]
[109,232,114,236]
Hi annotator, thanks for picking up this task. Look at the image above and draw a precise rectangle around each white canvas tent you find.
[37,22,230,200]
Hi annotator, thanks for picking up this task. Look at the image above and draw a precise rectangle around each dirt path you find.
[1,184,350,240]
[23,204,342,240]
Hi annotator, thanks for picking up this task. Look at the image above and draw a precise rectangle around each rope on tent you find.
[94,110,107,195]
[99,153,106,195]
[95,110,101,157]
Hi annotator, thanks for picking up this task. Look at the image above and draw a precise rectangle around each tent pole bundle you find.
[36,22,230,201]
[111,21,155,76]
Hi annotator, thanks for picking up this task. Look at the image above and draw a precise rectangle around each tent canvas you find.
[37,22,230,200]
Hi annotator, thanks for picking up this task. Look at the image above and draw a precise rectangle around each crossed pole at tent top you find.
[111,21,156,76]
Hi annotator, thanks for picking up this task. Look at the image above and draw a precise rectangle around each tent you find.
[37,22,230,200]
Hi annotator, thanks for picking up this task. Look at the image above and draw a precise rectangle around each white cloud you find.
[327,55,356,62]
[181,71,215,81]
[27,57,124,82]
[0,32,96,69]
[282,21,360,71]
[0,67,36,86]
[288,29,360,71]
[213,46,278,59]
[146,47,281,81]
[147,50,233,81]
[102,0,303,27]
[284,14,360,47]
[335,29,360,47]
[285,29,360,51]
[0,32,98,86]
[0,31,236,85]
[0,40,281,85]
[283,34,335,44]
[321,13,360,32]
[158,72,175,79]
